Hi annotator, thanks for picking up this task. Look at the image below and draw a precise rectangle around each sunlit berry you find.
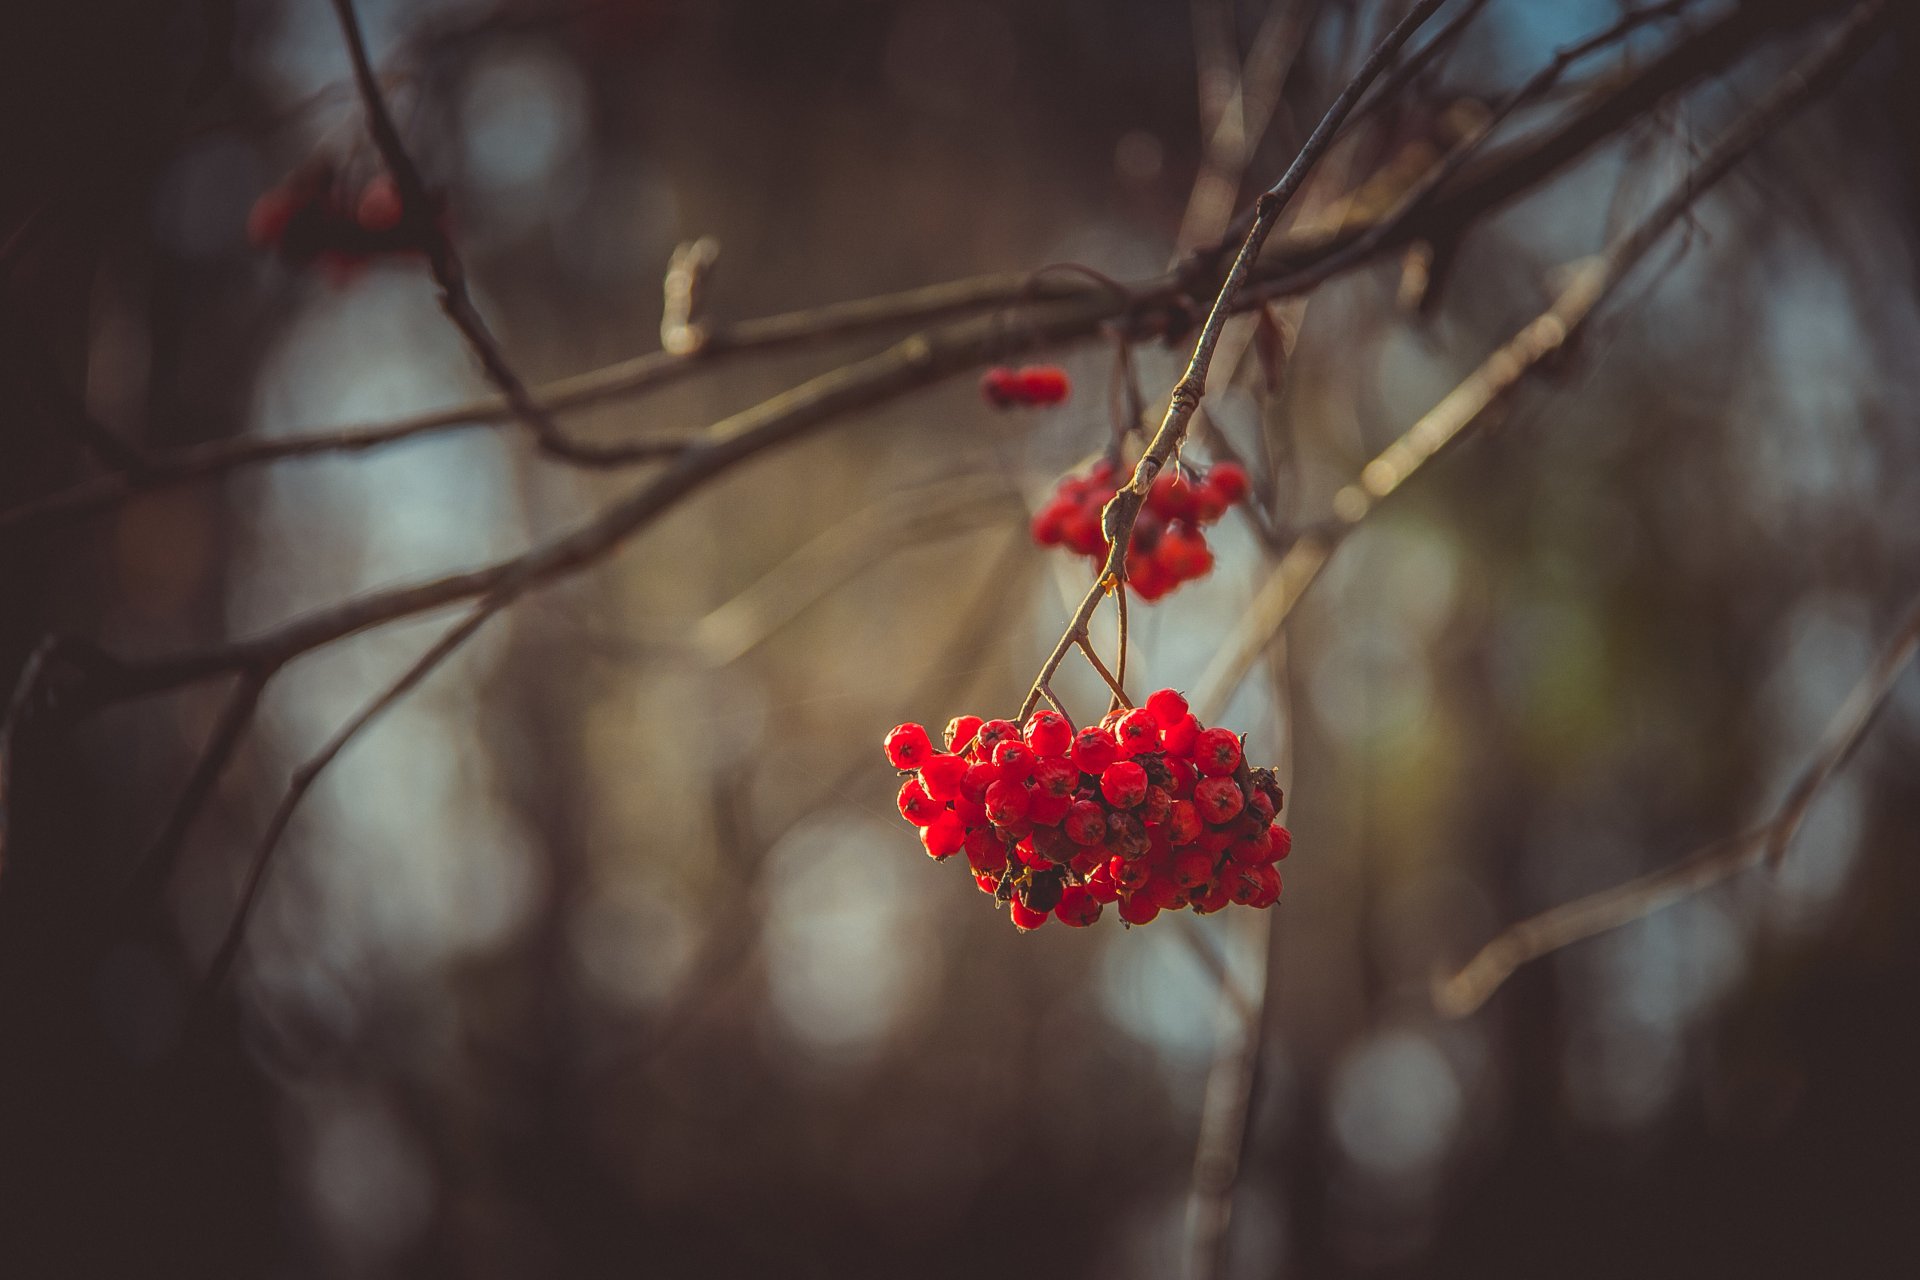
[1055,884,1102,927]
[1144,688,1189,729]
[919,752,968,801]
[1024,709,1073,758]
[921,812,965,859]
[884,722,934,770]
[898,778,941,826]
[1114,708,1160,756]
[945,714,984,752]
[973,719,1021,756]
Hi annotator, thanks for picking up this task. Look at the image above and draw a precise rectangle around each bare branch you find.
[1437,587,1920,1018]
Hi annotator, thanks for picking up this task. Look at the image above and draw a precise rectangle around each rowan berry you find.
[974,719,1021,755]
[1084,862,1121,903]
[1271,825,1292,861]
[1027,790,1073,827]
[1055,884,1102,927]
[984,779,1031,825]
[1064,800,1108,846]
[885,722,934,771]
[898,778,941,825]
[946,714,984,752]
[1166,798,1202,846]
[1017,365,1070,405]
[1110,855,1150,892]
[1070,725,1121,774]
[1173,849,1215,890]
[1031,757,1080,799]
[1023,709,1073,758]
[919,753,968,801]
[1009,898,1049,931]
[960,760,1001,803]
[1099,760,1149,809]
[964,827,1007,874]
[1145,687,1189,729]
[1206,461,1250,504]
[1114,707,1161,756]
[1192,727,1242,777]
[1194,776,1245,825]
[1118,892,1160,926]
[921,812,965,859]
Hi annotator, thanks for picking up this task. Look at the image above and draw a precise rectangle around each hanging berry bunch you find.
[980,364,1071,409]
[884,688,1289,931]
[1030,458,1250,600]
[248,159,441,279]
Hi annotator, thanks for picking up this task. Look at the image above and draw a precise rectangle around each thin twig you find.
[191,598,500,1011]
[120,666,274,907]
[1019,0,1449,721]
[1437,585,1920,1018]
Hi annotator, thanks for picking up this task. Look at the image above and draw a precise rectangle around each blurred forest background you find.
[3,0,1919,1276]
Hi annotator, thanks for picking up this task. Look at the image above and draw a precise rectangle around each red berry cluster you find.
[248,161,438,277]
[981,365,1071,409]
[1030,458,1251,600]
[884,688,1289,931]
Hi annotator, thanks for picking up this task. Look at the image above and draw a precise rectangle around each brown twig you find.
[1019,0,1450,720]
[120,667,274,908]
[1437,586,1920,1018]
[191,597,500,1011]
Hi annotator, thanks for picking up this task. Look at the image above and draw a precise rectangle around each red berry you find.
[921,812,965,859]
[965,828,1008,874]
[1118,892,1160,926]
[1206,461,1250,504]
[981,366,1021,408]
[959,760,1001,802]
[984,778,1031,825]
[1144,688,1189,729]
[1166,799,1202,845]
[1147,470,1195,522]
[1192,727,1242,777]
[1194,776,1245,825]
[945,715,983,752]
[1031,756,1080,799]
[1009,898,1049,931]
[1099,760,1149,809]
[1055,884,1102,927]
[1163,714,1202,757]
[897,778,941,826]
[1023,710,1073,758]
[1064,800,1108,845]
[1028,790,1073,827]
[1114,708,1161,756]
[1139,785,1172,827]
[973,719,1021,756]
[1173,849,1215,889]
[974,871,1001,895]
[991,739,1036,774]
[1070,726,1121,774]
[1271,825,1292,861]
[1192,483,1229,524]
[1084,862,1121,903]
[884,722,934,770]
[1016,365,1070,405]
[919,752,968,801]
[1191,878,1235,914]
